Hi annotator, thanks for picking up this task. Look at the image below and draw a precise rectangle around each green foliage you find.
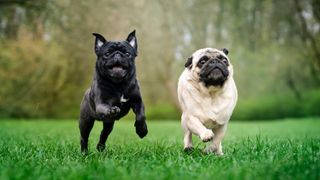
[0,0,319,119]
[144,89,320,121]
[145,104,180,120]
[233,89,320,120]
[0,119,319,179]
[0,39,84,118]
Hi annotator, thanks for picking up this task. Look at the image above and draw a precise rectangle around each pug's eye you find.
[199,56,208,65]
[199,60,206,65]
[222,59,229,65]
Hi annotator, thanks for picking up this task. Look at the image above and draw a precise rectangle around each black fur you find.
[79,30,148,153]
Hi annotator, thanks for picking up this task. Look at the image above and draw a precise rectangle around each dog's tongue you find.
[112,66,123,71]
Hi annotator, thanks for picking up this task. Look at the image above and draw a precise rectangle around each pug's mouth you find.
[199,66,229,86]
[209,67,225,79]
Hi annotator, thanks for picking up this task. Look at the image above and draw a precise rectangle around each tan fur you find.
[177,48,237,155]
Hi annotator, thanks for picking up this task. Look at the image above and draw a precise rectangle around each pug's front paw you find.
[200,130,214,142]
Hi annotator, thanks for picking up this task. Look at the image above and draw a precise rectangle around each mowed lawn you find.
[0,118,319,180]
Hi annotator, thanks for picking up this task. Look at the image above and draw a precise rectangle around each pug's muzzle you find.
[199,59,229,86]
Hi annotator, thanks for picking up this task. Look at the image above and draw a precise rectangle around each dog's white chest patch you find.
[120,94,129,103]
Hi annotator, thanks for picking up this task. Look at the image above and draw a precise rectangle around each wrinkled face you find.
[93,31,137,83]
[185,48,232,87]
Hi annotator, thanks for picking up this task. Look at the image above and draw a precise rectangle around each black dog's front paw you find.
[96,105,120,119]
[106,106,120,117]
[135,121,148,138]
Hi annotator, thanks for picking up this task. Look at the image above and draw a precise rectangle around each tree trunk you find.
[294,0,320,69]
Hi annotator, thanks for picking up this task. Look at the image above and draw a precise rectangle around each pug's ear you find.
[221,48,229,55]
[126,30,138,53]
[92,33,107,54]
[185,56,193,69]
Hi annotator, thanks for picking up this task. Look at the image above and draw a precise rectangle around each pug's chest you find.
[197,96,231,127]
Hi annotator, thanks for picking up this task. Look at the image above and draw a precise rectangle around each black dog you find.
[79,30,148,153]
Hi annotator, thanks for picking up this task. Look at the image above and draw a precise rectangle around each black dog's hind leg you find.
[96,121,115,152]
[79,116,95,153]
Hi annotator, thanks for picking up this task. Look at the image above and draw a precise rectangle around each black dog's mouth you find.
[109,64,127,71]
[199,65,229,86]
[106,64,128,81]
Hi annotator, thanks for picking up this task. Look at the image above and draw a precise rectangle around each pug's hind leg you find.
[204,124,227,156]
[187,115,214,142]
[181,114,193,151]
[96,121,115,152]
[183,130,193,151]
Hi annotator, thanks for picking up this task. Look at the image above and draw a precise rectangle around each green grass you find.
[0,118,319,180]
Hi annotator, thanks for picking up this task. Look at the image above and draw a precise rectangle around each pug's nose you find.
[210,59,219,65]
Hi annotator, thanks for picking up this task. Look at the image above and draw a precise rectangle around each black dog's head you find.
[93,30,138,83]
[185,48,232,87]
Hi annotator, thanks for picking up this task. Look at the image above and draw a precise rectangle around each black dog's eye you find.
[125,52,131,57]
[103,52,110,58]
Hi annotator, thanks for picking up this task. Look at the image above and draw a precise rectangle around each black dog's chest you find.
[116,94,130,107]
[113,95,131,120]
[101,93,130,106]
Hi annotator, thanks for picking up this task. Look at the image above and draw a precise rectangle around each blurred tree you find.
[0,0,319,119]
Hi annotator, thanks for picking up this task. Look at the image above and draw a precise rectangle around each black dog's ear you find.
[221,48,229,55]
[185,56,193,69]
[126,30,138,53]
[92,33,107,54]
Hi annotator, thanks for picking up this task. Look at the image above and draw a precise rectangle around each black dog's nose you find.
[114,53,122,60]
